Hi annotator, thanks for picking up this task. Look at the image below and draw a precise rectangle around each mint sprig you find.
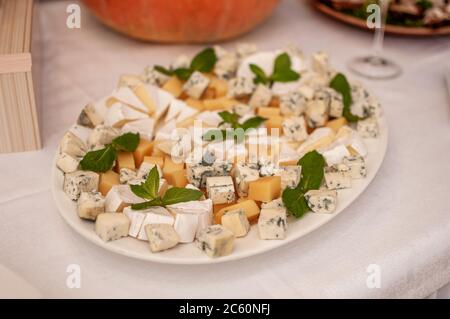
[154,48,217,81]
[131,166,203,210]
[79,132,140,173]
[249,53,300,87]
[282,150,326,218]
[329,73,365,123]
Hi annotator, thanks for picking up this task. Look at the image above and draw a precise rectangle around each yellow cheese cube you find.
[116,151,135,171]
[163,156,186,186]
[143,156,164,168]
[203,97,237,111]
[209,77,228,97]
[99,170,120,196]
[133,139,154,168]
[133,84,156,115]
[185,98,205,111]
[215,200,260,225]
[248,176,281,202]
[265,116,283,133]
[269,96,280,108]
[326,117,348,133]
[279,159,298,166]
[258,107,280,118]
[162,76,184,97]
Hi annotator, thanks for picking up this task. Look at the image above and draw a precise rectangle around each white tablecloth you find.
[0,0,449,298]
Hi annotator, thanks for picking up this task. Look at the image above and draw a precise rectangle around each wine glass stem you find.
[372,0,389,58]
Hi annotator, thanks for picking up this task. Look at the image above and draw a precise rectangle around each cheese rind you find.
[95,213,130,242]
[104,185,143,212]
[146,224,179,253]
[196,225,235,258]
[77,191,105,220]
[258,208,287,240]
[221,209,250,238]
[63,171,99,201]
[305,189,337,214]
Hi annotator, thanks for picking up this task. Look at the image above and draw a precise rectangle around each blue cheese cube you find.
[304,189,337,214]
[227,77,255,98]
[280,91,307,116]
[63,171,99,201]
[306,89,330,128]
[77,191,105,220]
[146,224,179,253]
[56,152,80,173]
[214,54,238,80]
[119,168,137,184]
[186,163,215,188]
[282,116,309,142]
[221,209,250,238]
[249,84,272,108]
[196,225,235,258]
[261,198,285,210]
[60,132,87,157]
[258,208,287,240]
[88,125,121,148]
[233,103,254,117]
[324,167,351,190]
[234,163,260,197]
[95,213,130,242]
[337,156,367,179]
[212,160,233,176]
[183,71,210,99]
[136,162,162,180]
[357,117,379,138]
[77,103,104,128]
[274,165,301,190]
[206,176,235,204]
[326,88,344,118]
[258,158,277,177]
[143,67,170,86]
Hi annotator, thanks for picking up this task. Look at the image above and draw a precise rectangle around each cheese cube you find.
[116,151,135,171]
[136,207,175,240]
[282,116,308,142]
[56,152,79,173]
[322,144,351,166]
[104,103,149,128]
[221,209,250,238]
[77,103,104,128]
[233,103,253,117]
[119,168,137,184]
[133,139,154,168]
[88,125,121,148]
[183,71,210,99]
[202,97,238,111]
[186,164,213,188]
[196,225,234,258]
[324,167,351,190]
[306,90,330,128]
[146,224,179,252]
[77,191,105,220]
[248,176,281,202]
[143,67,170,86]
[162,76,184,98]
[311,51,330,75]
[173,213,199,243]
[104,185,143,212]
[234,163,260,197]
[215,199,260,224]
[60,132,87,158]
[143,156,164,168]
[214,54,238,80]
[258,208,287,240]
[280,91,307,116]
[261,198,285,210]
[274,165,301,190]
[227,77,255,98]
[257,107,280,118]
[209,77,228,97]
[337,156,367,179]
[110,86,149,114]
[167,199,213,237]
[163,155,184,176]
[249,84,272,108]
[63,171,99,201]
[257,158,277,177]
[265,116,284,132]
[206,176,235,204]
[99,170,120,196]
[95,213,130,242]
[357,117,379,138]
[327,89,344,118]
[305,189,337,214]
[122,118,155,141]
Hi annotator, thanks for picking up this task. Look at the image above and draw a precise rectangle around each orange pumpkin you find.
[82,0,280,43]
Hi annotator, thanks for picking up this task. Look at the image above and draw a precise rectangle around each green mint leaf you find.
[173,67,193,81]
[112,132,140,152]
[218,111,240,127]
[154,65,173,76]
[249,64,269,85]
[329,73,363,123]
[241,116,267,131]
[273,53,292,74]
[271,69,300,82]
[130,166,160,200]
[190,48,217,72]
[162,188,204,206]
[202,129,227,142]
[131,197,164,210]
[282,187,310,218]
[79,145,116,173]
[297,150,326,192]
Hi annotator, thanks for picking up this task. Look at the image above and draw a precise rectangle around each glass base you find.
[348,56,402,80]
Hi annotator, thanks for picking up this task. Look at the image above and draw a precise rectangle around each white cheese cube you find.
[305,189,337,214]
[105,185,143,212]
[324,167,351,190]
[196,225,235,258]
[221,209,250,238]
[282,116,309,142]
[249,84,272,108]
[214,54,238,80]
[146,224,179,253]
[306,90,330,128]
[274,165,301,190]
[183,71,210,99]
[77,103,104,128]
[143,67,170,86]
[261,198,285,210]
[321,144,350,166]
[88,125,121,148]
[122,118,155,141]
[227,77,255,98]
[234,163,260,197]
[212,160,233,177]
[60,132,87,158]
[258,208,287,240]
[63,171,99,201]
[119,168,137,184]
[206,176,235,204]
[357,117,379,138]
[77,191,105,220]
[280,91,307,116]
[136,162,162,180]
[171,54,190,69]
[56,152,80,173]
[337,156,367,179]
[95,213,130,242]
[173,213,199,243]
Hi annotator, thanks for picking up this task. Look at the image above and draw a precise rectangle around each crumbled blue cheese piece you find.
[274,165,301,190]
[357,117,379,138]
[324,167,352,190]
[326,88,344,118]
[306,89,330,128]
[171,54,190,70]
[249,84,272,108]
[77,103,104,128]
[227,77,255,98]
[196,225,235,258]
[186,163,215,188]
[336,156,367,179]
[261,198,285,210]
[56,152,80,173]
[136,162,163,180]
[206,176,235,204]
[214,54,239,80]
[221,209,250,238]
[282,116,309,142]
[88,125,121,148]
[119,168,137,184]
[234,163,260,197]
[77,191,105,220]
[258,208,287,240]
[280,91,307,116]
[304,189,337,214]
[258,158,277,177]
[183,71,210,99]
[146,224,180,253]
[143,66,170,86]
[63,171,99,201]
[233,103,254,117]
[95,213,130,242]
[60,131,87,158]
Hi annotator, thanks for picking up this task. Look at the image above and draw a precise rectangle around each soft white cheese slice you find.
[69,124,92,145]
[195,111,222,127]
[173,213,199,243]
[165,99,185,123]
[105,185,143,212]
[122,118,155,141]
[111,86,148,114]
[321,144,351,166]
[104,103,149,128]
